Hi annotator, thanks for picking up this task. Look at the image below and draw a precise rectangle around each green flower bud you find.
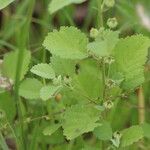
[90,28,99,38]
[53,75,62,86]
[107,17,118,29]
[63,76,72,86]
[104,100,114,109]
[44,116,50,120]
[113,131,122,139]
[121,93,128,99]
[25,117,31,123]
[103,56,115,64]
[111,131,122,148]
[105,79,116,88]
[104,0,115,8]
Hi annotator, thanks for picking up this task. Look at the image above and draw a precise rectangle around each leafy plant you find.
[1,0,150,149]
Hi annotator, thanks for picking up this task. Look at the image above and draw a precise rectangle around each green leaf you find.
[62,104,101,140]
[120,125,144,147]
[51,56,76,76]
[43,123,61,136]
[72,59,103,100]
[40,85,62,101]
[141,123,150,139]
[94,121,112,140]
[87,30,119,57]
[2,50,31,81]
[19,78,43,100]
[113,35,150,89]
[49,0,85,14]
[0,0,14,10]
[43,26,88,60]
[31,63,55,79]
[96,30,119,52]
[0,92,16,122]
[87,41,108,57]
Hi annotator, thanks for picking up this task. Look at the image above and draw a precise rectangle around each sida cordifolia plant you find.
[1,0,150,150]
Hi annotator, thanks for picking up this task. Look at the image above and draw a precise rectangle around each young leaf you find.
[96,30,119,52]
[2,50,31,81]
[94,121,112,140]
[40,85,62,101]
[49,0,85,14]
[62,105,101,140]
[113,35,150,89]
[87,41,108,57]
[19,78,43,100]
[120,125,144,147]
[43,26,88,60]
[30,63,55,79]
[87,30,119,57]
[51,56,76,76]
[0,0,14,10]
[72,59,103,100]
[43,123,61,136]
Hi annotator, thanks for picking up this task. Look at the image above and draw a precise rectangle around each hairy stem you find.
[102,62,106,101]
[97,0,104,28]
[137,86,145,124]
[14,0,35,148]
[97,0,106,102]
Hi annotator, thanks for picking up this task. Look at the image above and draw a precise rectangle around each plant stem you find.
[137,86,145,124]
[97,0,104,28]
[97,0,106,100]
[14,0,35,149]
[97,0,106,102]
[102,62,106,101]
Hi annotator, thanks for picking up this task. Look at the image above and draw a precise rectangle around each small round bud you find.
[25,117,31,123]
[111,131,122,148]
[53,75,62,86]
[63,76,72,86]
[104,0,115,8]
[107,17,118,29]
[55,93,62,102]
[105,79,116,89]
[104,100,114,109]
[120,93,128,99]
[113,131,122,139]
[103,56,115,64]
[44,116,50,120]
[90,28,99,38]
